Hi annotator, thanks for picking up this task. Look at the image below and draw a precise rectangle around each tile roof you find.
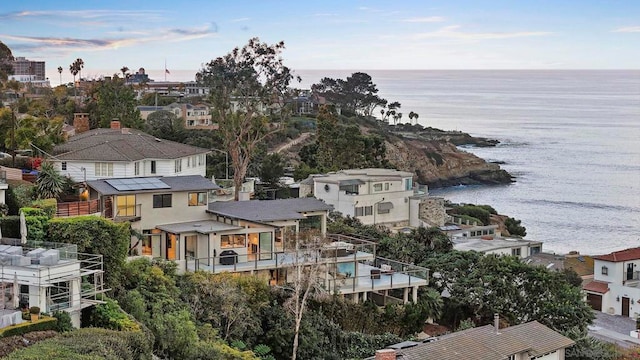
[87,175,219,196]
[370,321,574,360]
[208,198,333,222]
[594,247,640,262]
[52,128,209,162]
[583,280,610,294]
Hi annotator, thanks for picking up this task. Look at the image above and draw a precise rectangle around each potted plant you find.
[29,306,40,322]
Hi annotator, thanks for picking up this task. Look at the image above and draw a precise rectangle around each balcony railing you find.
[113,204,142,222]
[56,199,101,217]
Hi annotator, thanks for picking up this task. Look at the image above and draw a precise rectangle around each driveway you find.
[589,311,640,349]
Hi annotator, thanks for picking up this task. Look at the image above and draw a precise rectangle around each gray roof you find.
[368,321,574,360]
[208,198,333,222]
[52,128,209,162]
[156,220,241,234]
[87,175,219,195]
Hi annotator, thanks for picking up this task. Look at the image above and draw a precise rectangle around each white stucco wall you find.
[132,191,211,231]
[533,350,562,360]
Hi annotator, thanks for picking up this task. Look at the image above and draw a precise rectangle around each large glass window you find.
[116,195,135,217]
[373,183,383,192]
[404,178,413,191]
[134,162,140,176]
[221,234,245,248]
[188,192,207,206]
[185,235,197,259]
[174,159,182,173]
[153,194,172,208]
[150,161,156,174]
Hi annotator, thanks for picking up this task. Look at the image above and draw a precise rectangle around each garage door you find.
[587,293,602,311]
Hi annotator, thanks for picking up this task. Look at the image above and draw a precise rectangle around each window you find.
[95,162,113,177]
[507,356,516,360]
[187,157,191,168]
[115,195,135,217]
[134,162,140,176]
[373,183,383,192]
[384,182,390,191]
[188,192,207,206]
[405,178,413,191]
[364,206,373,216]
[175,159,182,173]
[185,235,197,259]
[142,237,152,255]
[355,207,364,217]
[221,234,245,248]
[153,194,172,208]
[150,161,156,174]
[602,266,608,275]
[340,184,359,194]
[511,248,521,256]
[61,162,67,170]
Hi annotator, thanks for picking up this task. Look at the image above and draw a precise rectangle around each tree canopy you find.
[85,76,142,129]
[311,72,386,116]
[0,41,14,84]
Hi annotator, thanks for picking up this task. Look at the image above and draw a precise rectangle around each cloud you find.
[402,16,445,23]
[612,26,640,33]
[414,25,552,40]
[0,9,165,21]
[1,23,218,54]
[229,17,250,23]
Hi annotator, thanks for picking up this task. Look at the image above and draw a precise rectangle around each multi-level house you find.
[584,247,640,317]
[138,103,215,129]
[304,168,438,228]
[0,238,106,328]
[50,123,210,182]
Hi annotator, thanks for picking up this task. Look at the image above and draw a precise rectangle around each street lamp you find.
[210,149,229,180]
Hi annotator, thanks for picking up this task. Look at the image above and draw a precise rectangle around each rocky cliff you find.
[384,134,513,188]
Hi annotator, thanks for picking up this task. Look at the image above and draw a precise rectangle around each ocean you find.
[296,70,640,255]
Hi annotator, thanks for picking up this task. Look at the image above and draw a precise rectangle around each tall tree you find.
[312,72,386,116]
[69,62,79,97]
[0,41,14,84]
[145,110,185,142]
[86,76,142,129]
[75,58,84,80]
[57,66,63,85]
[197,37,298,200]
[120,66,129,80]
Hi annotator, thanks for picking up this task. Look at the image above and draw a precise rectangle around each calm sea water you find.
[297,70,640,255]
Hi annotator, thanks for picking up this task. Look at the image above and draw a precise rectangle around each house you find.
[50,123,210,182]
[137,103,216,129]
[305,168,442,229]
[584,247,640,317]
[368,318,575,360]
[83,175,219,254]
[0,238,106,328]
[525,252,594,282]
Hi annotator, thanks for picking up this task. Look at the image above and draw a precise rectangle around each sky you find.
[0,0,638,84]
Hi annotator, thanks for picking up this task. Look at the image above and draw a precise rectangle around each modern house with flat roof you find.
[50,124,210,182]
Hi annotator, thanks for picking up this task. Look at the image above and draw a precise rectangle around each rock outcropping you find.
[384,135,513,188]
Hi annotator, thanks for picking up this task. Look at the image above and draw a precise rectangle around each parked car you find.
[0,152,11,159]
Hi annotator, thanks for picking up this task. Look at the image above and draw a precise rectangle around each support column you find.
[320,213,327,236]
[412,286,418,304]
[403,288,409,304]
[28,285,46,312]
[353,293,359,304]
[362,291,368,302]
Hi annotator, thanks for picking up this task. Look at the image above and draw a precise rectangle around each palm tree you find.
[69,62,79,97]
[120,66,129,80]
[75,58,84,80]
[57,66,63,85]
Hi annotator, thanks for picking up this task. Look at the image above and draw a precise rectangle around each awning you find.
[377,202,394,211]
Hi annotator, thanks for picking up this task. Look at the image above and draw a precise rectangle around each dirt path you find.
[270,132,311,154]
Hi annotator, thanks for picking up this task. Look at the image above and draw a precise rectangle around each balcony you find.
[56,199,101,217]
[113,204,142,223]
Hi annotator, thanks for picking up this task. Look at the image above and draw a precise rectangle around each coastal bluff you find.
[384,131,513,188]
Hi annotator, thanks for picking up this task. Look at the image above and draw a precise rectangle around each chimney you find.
[73,113,90,134]
[494,313,500,334]
[375,349,397,360]
[110,120,121,129]
[238,191,251,201]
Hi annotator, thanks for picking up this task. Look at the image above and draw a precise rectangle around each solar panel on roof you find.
[105,177,171,191]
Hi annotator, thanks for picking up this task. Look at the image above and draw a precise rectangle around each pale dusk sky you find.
[0,0,638,84]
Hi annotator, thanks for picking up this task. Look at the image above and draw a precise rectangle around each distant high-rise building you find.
[11,56,46,81]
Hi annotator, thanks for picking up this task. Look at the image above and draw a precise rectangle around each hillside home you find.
[305,169,442,229]
[584,247,640,317]
[368,318,574,360]
[50,123,210,182]
[0,238,105,328]
[442,223,542,259]
[137,103,215,129]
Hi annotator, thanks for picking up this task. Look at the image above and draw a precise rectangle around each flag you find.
[165,68,170,74]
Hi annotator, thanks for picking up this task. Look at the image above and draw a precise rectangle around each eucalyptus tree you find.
[197,37,298,200]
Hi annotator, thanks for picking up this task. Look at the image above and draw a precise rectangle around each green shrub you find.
[0,216,20,238]
[88,298,141,332]
[30,198,57,218]
[505,217,527,237]
[53,311,73,333]
[449,204,492,225]
[20,207,47,217]
[3,327,153,360]
[29,307,40,314]
[0,316,57,338]
[6,184,35,215]
[25,215,49,242]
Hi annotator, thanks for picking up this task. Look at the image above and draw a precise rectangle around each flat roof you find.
[208,198,333,222]
[156,220,241,234]
[453,237,542,253]
[88,175,219,195]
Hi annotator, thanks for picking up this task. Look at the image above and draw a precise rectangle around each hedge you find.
[0,317,57,338]
[20,207,47,217]
[0,216,20,238]
[30,199,57,218]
